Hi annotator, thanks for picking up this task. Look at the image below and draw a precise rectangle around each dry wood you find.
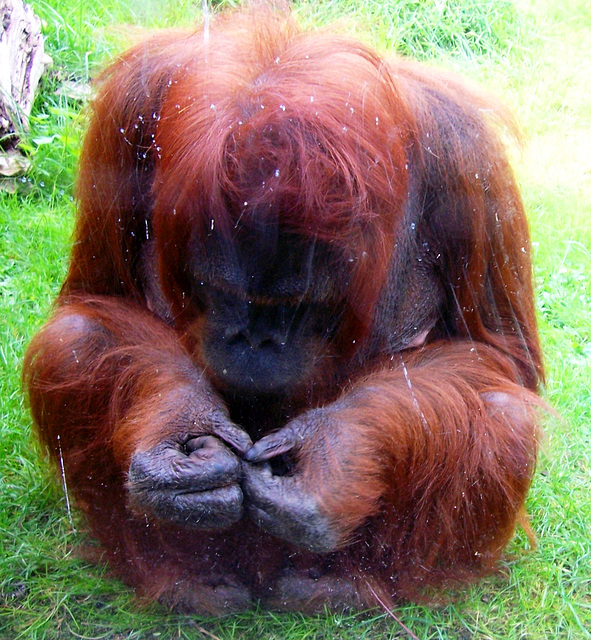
[0,0,46,146]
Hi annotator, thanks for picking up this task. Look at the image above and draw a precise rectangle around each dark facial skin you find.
[191,227,347,397]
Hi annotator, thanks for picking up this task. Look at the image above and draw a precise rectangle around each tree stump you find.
[0,0,48,185]
[0,0,46,139]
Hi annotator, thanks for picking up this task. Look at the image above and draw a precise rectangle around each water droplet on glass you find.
[56,435,75,531]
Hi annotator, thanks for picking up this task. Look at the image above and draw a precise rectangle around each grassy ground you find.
[1,0,589,638]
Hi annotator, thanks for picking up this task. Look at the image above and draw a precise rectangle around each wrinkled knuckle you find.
[242,470,277,503]
[181,486,244,529]
[211,454,240,480]
[170,453,200,477]
[128,450,154,488]
[244,479,343,553]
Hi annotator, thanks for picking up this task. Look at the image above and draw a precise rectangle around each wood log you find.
[0,0,47,147]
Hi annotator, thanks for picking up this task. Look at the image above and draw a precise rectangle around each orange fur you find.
[24,9,543,613]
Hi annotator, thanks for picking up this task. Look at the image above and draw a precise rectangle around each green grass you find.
[294,0,523,61]
[1,0,590,638]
